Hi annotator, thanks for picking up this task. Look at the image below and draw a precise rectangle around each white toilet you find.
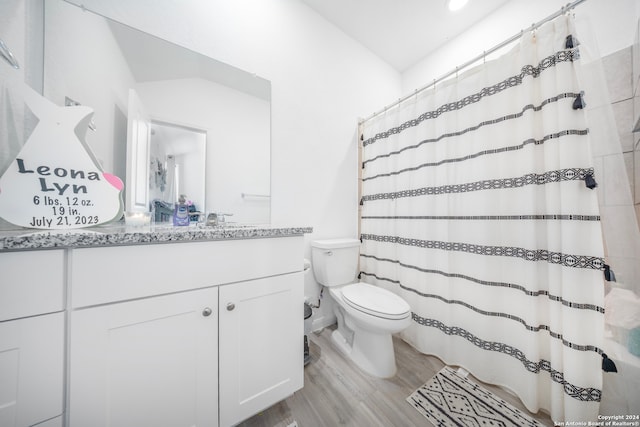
[311,238,411,378]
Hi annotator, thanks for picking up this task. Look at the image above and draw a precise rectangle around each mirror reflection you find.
[149,122,206,223]
[43,0,271,224]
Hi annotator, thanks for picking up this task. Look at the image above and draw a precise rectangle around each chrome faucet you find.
[205,212,233,226]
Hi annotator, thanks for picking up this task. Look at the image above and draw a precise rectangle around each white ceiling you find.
[300,0,511,72]
[108,20,271,101]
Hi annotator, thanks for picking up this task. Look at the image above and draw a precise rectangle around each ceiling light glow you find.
[448,0,468,11]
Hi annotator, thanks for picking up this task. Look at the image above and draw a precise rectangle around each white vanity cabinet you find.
[219,272,304,427]
[0,250,65,427]
[67,236,304,427]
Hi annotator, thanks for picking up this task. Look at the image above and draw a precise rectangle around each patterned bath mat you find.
[406,366,544,427]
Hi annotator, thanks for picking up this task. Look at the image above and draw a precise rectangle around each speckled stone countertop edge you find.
[0,224,313,252]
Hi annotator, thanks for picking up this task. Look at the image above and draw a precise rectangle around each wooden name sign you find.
[0,85,124,229]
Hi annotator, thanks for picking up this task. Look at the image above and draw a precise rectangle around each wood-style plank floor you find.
[240,325,555,427]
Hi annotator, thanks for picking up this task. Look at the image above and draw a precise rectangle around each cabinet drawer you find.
[70,236,303,307]
[0,250,65,321]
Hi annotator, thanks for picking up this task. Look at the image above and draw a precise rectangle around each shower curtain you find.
[359,15,609,421]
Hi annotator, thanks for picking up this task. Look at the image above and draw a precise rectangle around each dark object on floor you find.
[304,303,312,365]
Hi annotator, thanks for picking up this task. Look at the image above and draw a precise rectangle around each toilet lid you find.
[341,283,411,320]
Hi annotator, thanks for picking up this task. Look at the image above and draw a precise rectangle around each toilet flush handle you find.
[325,251,333,256]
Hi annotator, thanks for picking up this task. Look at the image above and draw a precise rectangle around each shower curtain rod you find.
[359,0,588,125]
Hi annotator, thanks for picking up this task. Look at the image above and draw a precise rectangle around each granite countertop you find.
[0,223,313,252]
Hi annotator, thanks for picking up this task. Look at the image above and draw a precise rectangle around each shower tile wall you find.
[633,18,640,228]
[602,40,639,230]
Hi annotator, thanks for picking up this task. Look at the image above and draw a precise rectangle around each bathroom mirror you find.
[42,0,271,223]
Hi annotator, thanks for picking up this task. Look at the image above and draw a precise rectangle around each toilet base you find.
[331,329,352,356]
[331,327,398,378]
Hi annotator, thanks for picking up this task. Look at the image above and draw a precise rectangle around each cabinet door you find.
[68,288,218,427]
[0,312,64,427]
[219,272,303,427]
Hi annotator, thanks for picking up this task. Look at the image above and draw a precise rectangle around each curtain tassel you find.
[573,91,586,110]
[604,264,616,282]
[565,34,580,49]
[602,353,618,372]
[584,172,597,189]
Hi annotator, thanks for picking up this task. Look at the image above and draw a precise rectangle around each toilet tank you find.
[310,238,360,287]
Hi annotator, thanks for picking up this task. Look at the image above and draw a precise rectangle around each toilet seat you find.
[341,283,410,320]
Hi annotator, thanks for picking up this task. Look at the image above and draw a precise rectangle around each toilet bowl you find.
[311,238,411,378]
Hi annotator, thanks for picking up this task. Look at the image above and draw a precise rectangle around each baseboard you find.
[311,314,336,332]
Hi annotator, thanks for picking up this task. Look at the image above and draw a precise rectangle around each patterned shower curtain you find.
[359,15,608,421]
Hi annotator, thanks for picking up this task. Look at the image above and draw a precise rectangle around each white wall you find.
[403,0,640,93]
